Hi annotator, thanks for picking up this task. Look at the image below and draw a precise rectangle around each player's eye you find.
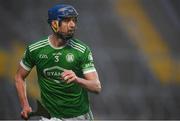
[62,17,77,23]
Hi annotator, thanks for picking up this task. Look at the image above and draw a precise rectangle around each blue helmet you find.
[48,4,78,24]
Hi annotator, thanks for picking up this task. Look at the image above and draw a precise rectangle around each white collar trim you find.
[48,36,66,49]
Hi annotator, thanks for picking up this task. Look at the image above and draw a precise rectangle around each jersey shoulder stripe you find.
[29,39,48,50]
[29,38,48,48]
[30,43,49,52]
[69,42,85,51]
[29,36,48,47]
[69,44,85,53]
[29,38,49,52]
[70,40,86,50]
[68,39,87,53]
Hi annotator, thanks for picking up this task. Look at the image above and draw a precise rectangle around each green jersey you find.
[20,36,96,118]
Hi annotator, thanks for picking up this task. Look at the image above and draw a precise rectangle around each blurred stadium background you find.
[0,0,180,120]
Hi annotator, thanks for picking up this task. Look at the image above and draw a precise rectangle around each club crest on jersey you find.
[66,53,74,63]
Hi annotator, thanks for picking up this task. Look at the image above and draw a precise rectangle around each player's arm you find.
[14,64,32,119]
[61,70,101,94]
[62,46,101,93]
[77,71,101,93]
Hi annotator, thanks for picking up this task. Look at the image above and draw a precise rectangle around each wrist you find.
[22,103,30,109]
[75,77,81,84]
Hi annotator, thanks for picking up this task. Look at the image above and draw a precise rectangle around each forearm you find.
[61,70,101,93]
[76,77,101,93]
[15,76,30,108]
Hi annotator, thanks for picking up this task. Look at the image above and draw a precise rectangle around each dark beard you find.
[55,31,74,42]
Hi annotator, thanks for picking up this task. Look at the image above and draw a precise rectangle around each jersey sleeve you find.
[81,47,96,74]
[20,46,35,71]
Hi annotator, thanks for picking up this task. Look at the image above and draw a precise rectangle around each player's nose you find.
[68,20,75,28]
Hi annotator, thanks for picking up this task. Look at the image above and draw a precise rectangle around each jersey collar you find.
[48,36,67,49]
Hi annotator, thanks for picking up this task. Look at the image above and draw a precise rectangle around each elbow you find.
[94,82,102,94]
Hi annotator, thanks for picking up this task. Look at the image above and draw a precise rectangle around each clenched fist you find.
[61,70,78,84]
[21,105,32,120]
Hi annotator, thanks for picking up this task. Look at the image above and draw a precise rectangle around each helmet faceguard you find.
[47,4,78,41]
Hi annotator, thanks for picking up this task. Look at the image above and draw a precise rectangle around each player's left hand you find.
[61,70,78,84]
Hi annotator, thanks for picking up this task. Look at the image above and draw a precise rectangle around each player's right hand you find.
[21,105,32,120]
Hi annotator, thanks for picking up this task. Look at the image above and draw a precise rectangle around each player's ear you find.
[51,20,59,32]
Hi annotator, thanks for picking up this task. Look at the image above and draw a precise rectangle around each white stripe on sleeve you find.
[20,60,31,71]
